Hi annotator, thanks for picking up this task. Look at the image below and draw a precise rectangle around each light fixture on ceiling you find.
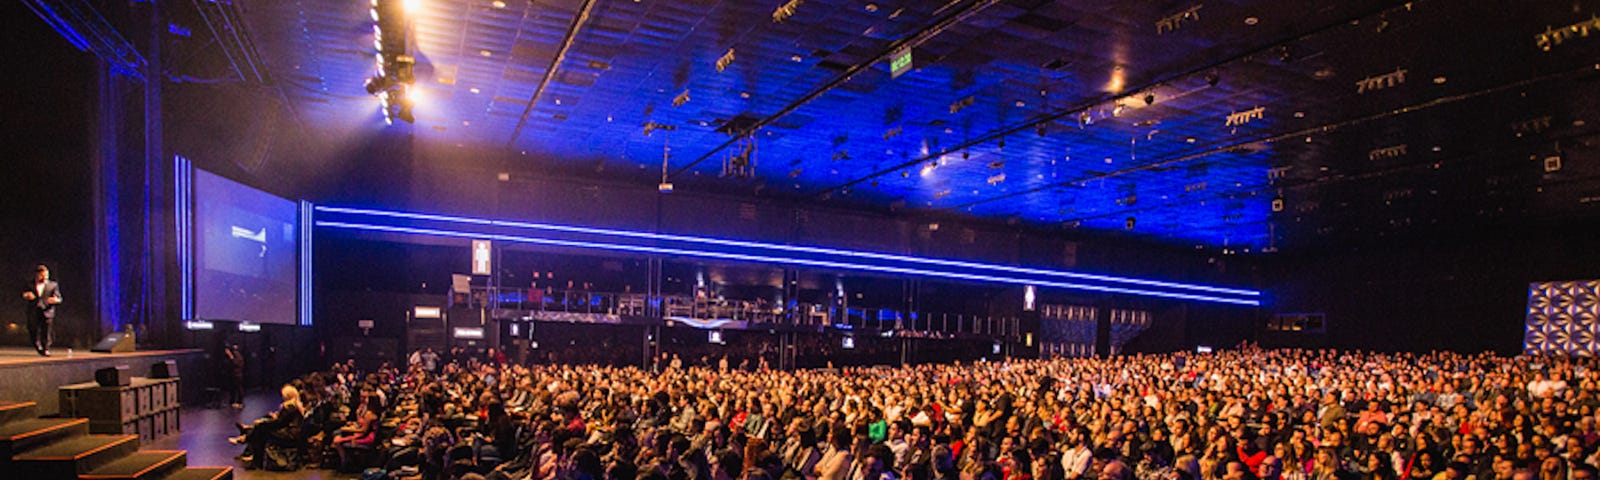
[364,75,395,95]
[491,0,505,8]
[368,0,416,124]
[1143,92,1155,106]
[658,129,674,193]
[1244,16,1259,25]
[1205,71,1220,87]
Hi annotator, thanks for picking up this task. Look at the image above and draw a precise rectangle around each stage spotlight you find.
[1205,72,1220,87]
[1143,92,1155,106]
[397,103,415,124]
[395,55,416,83]
[403,0,422,13]
[364,76,392,95]
[1125,217,1136,230]
[658,182,675,193]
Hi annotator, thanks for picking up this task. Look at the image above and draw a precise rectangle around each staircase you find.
[0,401,231,480]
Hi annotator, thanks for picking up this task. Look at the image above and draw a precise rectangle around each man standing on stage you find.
[21,265,62,356]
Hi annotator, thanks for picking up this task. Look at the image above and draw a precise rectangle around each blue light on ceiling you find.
[315,220,1261,306]
[315,205,1259,297]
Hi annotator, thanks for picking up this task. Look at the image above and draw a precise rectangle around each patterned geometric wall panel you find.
[1526,281,1600,356]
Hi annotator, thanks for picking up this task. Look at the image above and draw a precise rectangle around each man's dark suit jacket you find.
[30,280,60,320]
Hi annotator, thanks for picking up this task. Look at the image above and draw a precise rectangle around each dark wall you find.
[0,4,100,349]
[380,145,1259,290]
[286,137,1265,357]
[1263,223,1600,354]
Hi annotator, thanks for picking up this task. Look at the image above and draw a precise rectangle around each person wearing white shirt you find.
[1062,427,1093,480]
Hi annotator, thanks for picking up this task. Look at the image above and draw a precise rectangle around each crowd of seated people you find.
[229,342,1600,480]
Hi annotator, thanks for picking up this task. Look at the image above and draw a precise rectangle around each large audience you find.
[229,343,1600,480]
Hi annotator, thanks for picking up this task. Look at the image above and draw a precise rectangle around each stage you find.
[0,347,209,415]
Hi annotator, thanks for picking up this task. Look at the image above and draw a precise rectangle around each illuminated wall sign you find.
[1024,285,1037,311]
[472,240,492,275]
[890,47,913,79]
[414,306,442,319]
[453,327,485,339]
[239,322,261,332]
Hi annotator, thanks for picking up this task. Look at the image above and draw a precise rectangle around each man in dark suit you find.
[21,265,61,356]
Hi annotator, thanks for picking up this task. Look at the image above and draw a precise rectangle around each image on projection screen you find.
[194,170,299,325]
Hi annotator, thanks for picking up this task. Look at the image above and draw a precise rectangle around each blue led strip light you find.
[316,221,1262,306]
[174,156,194,320]
[299,201,315,326]
[315,206,1259,297]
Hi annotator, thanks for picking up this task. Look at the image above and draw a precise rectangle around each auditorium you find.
[3,0,1599,479]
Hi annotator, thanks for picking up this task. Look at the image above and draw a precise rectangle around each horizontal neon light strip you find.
[317,221,1261,306]
[316,206,1258,297]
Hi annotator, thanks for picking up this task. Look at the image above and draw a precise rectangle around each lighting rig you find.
[364,0,416,124]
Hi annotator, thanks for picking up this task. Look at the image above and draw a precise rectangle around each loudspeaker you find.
[96,365,131,387]
[90,332,135,353]
[150,360,179,379]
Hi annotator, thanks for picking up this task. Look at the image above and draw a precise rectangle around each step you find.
[160,466,233,480]
[0,417,90,461]
[79,450,188,480]
[11,434,140,477]
[0,401,38,425]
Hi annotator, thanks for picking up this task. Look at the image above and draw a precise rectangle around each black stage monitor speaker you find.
[90,332,135,353]
[96,365,131,387]
[150,360,179,379]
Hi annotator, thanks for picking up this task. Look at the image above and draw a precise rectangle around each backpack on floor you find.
[263,444,301,471]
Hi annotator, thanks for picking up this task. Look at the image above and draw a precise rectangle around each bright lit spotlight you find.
[406,86,423,108]
[403,0,422,13]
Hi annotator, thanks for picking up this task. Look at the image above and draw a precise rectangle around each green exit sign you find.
[890,47,913,79]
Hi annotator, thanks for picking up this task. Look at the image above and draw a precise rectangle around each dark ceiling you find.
[185,0,1600,251]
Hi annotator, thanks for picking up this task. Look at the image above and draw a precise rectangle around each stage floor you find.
[0,346,209,417]
[0,346,202,366]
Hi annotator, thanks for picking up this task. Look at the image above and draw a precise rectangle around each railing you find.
[471,287,649,316]
[468,286,1022,338]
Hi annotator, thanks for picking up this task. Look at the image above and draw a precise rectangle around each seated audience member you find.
[332,394,383,469]
[218,343,1600,480]
[231,385,305,469]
